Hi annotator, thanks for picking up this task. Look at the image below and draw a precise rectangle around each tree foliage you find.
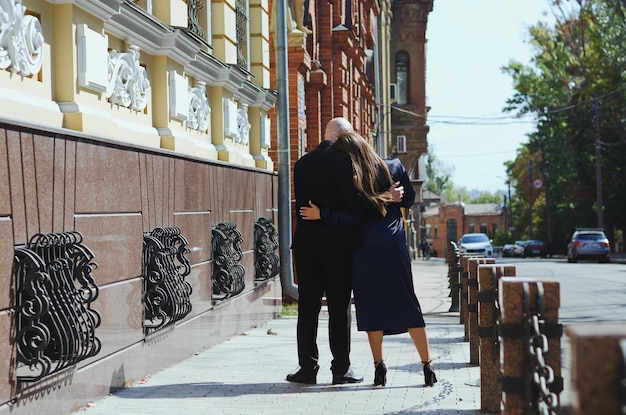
[502,0,626,252]
[424,146,454,196]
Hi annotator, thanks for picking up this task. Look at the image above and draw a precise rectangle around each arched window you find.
[395,51,409,104]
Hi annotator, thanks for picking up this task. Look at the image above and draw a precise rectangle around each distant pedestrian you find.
[420,238,430,260]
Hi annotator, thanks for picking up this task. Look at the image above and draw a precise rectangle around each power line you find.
[379,85,626,127]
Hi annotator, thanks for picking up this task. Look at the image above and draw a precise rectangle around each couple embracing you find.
[287,117,437,388]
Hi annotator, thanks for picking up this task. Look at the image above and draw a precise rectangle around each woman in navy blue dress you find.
[300,131,437,388]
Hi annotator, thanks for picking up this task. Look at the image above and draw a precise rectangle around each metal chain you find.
[492,268,501,362]
[524,282,559,415]
[617,339,626,415]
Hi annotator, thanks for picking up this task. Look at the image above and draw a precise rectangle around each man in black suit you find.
[286,117,363,385]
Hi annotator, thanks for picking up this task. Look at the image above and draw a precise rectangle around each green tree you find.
[424,146,454,196]
[502,0,626,251]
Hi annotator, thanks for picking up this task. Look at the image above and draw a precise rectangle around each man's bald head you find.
[324,117,354,142]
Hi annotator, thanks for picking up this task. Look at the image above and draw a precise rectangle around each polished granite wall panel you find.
[31,134,55,235]
[207,164,226,220]
[0,311,15,406]
[185,261,213,318]
[7,131,73,239]
[174,159,213,213]
[0,122,281,415]
[52,138,67,233]
[0,131,14,311]
[6,129,29,244]
[255,172,278,216]
[74,213,143,285]
[86,278,144,364]
[75,142,142,214]
[139,153,175,231]
[223,168,256,253]
[0,130,10,216]
[228,210,256,252]
[62,140,76,232]
[199,278,282,340]
[245,250,259,287]
[0,218,13,310]
[174,211,213,264]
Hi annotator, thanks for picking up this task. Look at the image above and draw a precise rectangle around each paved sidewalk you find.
[80,258,483,415]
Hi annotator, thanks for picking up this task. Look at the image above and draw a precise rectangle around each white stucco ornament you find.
[188,81,210,132]
[237,104,250,144]
[106,45,150,112]
[0,0,44,76]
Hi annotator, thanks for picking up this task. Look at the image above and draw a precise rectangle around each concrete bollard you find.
[467,257,495,365]
[500,277,562,415]
[459,254,470,329]
[477,265,516,413]
[447,242,461,312]
[566,323,626,415]
[459,254,484,340]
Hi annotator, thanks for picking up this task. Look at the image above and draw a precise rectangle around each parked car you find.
[457,233,493,257]
[522,240,547,258]
[501,244,515,257]
[567,229,611,263]
[512,240,526,257]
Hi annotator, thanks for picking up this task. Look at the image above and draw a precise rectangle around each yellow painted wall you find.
[152,0,188,27]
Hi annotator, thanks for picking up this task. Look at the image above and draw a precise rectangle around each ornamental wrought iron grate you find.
[235,0,248,68]
[253,217,279,282]
[13,232,101,382]
[142,227,192,334]
[185,0,208,42]
[211,222,245,301]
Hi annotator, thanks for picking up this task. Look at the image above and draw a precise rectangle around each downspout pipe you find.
[373,17,384,157]
[275,0,299,300]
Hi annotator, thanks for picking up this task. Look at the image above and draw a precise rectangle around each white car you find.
[512,240,526,257]
[457,233,494,258]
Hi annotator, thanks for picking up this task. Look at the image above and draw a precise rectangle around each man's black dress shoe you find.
[286,366,319,384]
[332,368,364,385]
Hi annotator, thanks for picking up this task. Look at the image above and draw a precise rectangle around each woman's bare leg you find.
[366,330,384,363]
[407,327,431,362]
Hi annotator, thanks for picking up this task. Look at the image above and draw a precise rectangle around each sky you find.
[425,0,553,194]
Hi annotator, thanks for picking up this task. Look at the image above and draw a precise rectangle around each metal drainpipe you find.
[275,0,299,300]
[373,18,383,157]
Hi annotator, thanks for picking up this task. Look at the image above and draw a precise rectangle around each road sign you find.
[533,179,543,189]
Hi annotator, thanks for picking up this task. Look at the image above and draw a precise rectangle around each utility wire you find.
[381,85,626,126]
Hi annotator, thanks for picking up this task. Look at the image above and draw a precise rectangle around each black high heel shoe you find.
[373,361,387,386]
[422,360,437,387]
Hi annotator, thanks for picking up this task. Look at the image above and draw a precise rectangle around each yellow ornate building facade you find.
[1,1,281,414]
[1,0,276,169]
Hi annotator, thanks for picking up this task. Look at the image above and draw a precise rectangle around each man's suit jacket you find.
[292,140,367,249]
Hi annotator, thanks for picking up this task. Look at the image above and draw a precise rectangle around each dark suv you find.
[567,229,610,263]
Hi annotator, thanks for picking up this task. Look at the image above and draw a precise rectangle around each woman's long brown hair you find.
[334,131,394,216]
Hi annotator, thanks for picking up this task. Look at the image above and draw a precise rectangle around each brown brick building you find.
[422,203,508,257]
[268,0,388,176]
[266,0,434,257]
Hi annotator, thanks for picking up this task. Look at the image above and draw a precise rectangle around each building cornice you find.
[47,0,123,20]
[104,3,200,65]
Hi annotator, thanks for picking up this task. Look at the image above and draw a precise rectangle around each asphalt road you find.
[496,256,626,324]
